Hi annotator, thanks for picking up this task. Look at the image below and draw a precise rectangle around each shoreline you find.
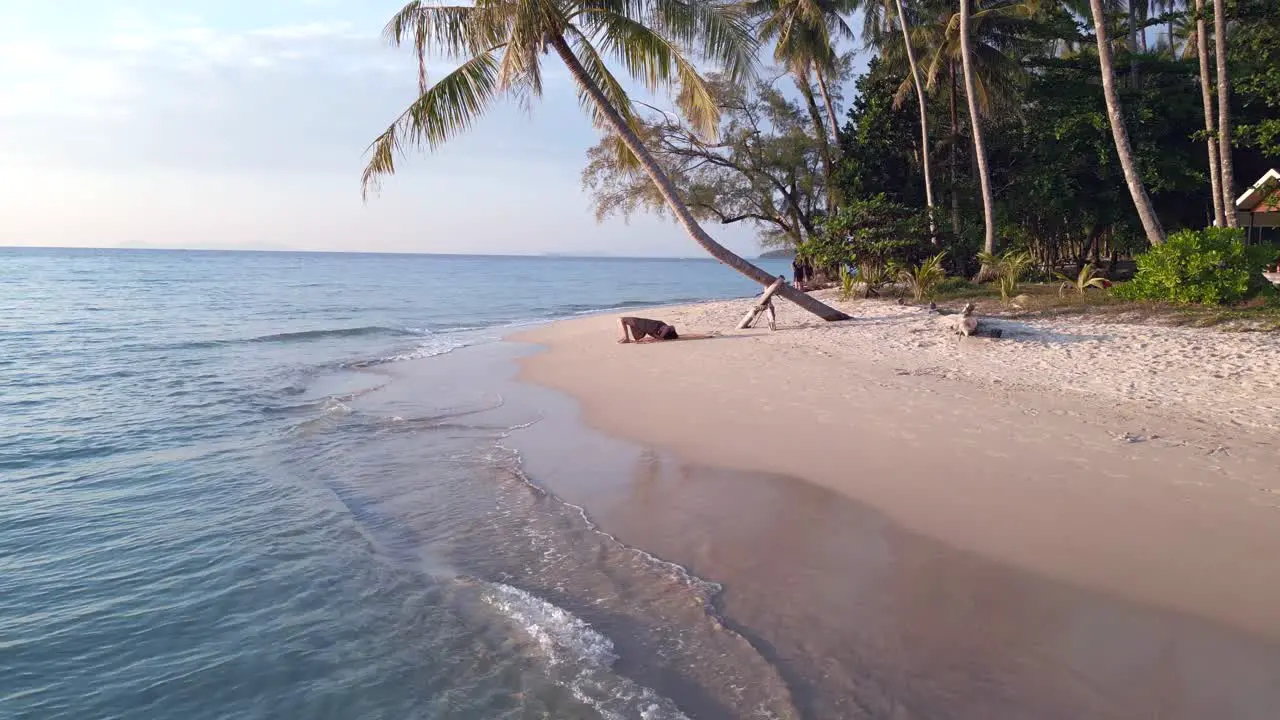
[510,292,1280,642]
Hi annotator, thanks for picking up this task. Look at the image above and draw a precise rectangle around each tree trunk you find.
[1128,0,1141,86]
[895,0,937,241]
[813,67,842,148]
[1088,0,1167,246]
[949,61,961,235]
[549,35,849,321]
[1212,0,1237,226]
[1195,0,1226,226]
[959,0,996,256]
[796,69,838,215]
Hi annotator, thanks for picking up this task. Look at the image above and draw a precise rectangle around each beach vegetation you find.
[1112,228,1277,305]
[977,249,1034,303]
[899,251,948,301]
[1056,263,1110,296]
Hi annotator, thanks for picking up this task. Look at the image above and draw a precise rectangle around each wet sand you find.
[508,307,1280,718]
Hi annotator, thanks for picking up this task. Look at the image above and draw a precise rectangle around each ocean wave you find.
[345,335,475,368]
[564,298,706,316]
[245,326,422,344]
[481,582,690,720]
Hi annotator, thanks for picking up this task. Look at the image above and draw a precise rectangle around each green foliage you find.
[978,250,1034,302]
[839,265,856,299]
[899,252,948,302]
[1055,263,1110,296]
[835,58,924,207]
[856,260,893,298]
[805,194,930,272]
[1232,0,1280,158]
[1112,228,1276,305]
[583,77,828,249]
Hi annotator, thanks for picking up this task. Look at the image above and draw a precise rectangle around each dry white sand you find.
[515,291,1280,640]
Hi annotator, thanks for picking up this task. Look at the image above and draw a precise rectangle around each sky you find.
[0,0,782,257]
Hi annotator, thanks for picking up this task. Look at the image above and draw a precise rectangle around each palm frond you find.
[649,0,759,85]
[587,10,723,137]
[565,24,639,131]
[362,50,503,199]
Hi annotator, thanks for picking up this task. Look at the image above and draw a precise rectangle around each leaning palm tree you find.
[363,0,848,320]
[1211,0,1236,226]
[1193,0,1225,225]
[958,0,996,257]
[1086,0,1166,245]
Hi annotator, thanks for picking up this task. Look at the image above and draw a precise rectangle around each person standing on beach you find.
[792,258,810,291]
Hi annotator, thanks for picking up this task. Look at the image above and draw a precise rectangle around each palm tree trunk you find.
[549,35,849,321]
[1194,0,1225,226]
[1089,0,1167,245]
[894,0,937,241]
[1212,0,1236,226]
[1128,0,1141,86]
[812,67,842,147]
[797,69,838,214]
[949,60,961,235]
[959,0,995,256]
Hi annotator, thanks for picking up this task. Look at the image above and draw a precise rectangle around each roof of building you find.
[1236,169,1280,212]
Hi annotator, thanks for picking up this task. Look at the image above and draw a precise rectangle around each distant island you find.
[758,249,796,260]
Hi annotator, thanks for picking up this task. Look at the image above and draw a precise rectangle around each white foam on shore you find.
[482,582,690,720]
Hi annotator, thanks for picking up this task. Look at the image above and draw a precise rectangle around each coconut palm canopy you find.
[361,0,758,198]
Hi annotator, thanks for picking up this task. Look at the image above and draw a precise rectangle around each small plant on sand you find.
[839,265,856,299]
[856,260,892,298]
[899,252,948,302]
[978,250,1034,303]
[1056,263,1110,296]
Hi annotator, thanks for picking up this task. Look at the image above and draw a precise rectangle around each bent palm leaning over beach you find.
[361,0,849,322]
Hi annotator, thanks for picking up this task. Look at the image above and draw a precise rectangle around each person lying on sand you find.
[617,317,679,343]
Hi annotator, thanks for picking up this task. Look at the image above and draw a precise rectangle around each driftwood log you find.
[938,302,1003,338]
[737,276,785,331]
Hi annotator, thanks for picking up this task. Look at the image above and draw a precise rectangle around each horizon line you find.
[0,245,780,261]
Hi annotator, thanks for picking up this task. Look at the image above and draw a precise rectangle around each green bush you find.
[1112,228,1275,305]
[801,195,930,274]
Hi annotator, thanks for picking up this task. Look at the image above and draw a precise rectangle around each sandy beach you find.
[510,291,1280,716]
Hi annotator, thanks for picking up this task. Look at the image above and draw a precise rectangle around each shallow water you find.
[7,247,1279,719]
[1,248,792,719]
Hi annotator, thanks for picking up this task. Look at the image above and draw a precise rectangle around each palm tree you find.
[958,0,996,256]
[868,0,1035,237]
[1211,0,1236,226]
[1193,0,1225,225]
[892,0,938,239]
[754,0,858,211]
[1086,0,1166,245]
[363,0,848,320]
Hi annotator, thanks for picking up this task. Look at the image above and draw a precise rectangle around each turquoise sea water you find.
[1,248,793,720]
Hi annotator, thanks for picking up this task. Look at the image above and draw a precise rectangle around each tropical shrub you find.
[805,195,930,276]
[1112,228,1275,305]
[899,252,948,302]
[977,250,1035,303]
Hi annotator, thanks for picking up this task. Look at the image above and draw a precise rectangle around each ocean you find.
[0,248,795,720]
